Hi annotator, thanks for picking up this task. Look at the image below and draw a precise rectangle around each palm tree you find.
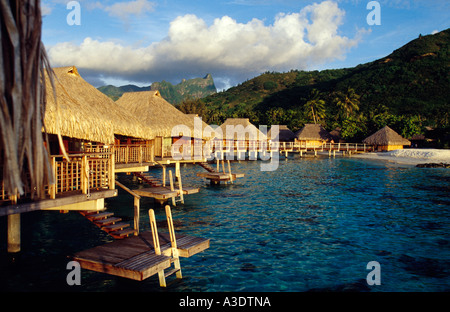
[304,89,326,124]
[334,87,360,119]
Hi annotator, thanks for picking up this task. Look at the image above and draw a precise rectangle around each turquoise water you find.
[1,157,449,292]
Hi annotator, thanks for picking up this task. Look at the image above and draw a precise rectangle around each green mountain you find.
[202,29,450,142]
[98,74,217,103]
[98,84,150,101]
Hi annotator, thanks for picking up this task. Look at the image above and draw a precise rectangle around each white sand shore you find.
[352,148,450,165]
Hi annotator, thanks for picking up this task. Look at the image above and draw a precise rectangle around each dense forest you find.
[178,29,450,146]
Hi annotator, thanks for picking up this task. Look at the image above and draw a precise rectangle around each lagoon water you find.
[1,156,449,292]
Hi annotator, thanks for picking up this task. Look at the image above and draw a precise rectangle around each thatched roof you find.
[294,124,333,141]
[220,118,265,141]
[268,125,295,141]
[44,66,155,144]
[116,91,205,139]
[363,126,411,146]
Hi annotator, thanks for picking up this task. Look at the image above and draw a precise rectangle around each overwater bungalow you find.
[294,124,333,148]
[218,118,266,158]
[268,125,296,142]
[45,67,156,171]
[363,126,411,152]
[116,91,208,161]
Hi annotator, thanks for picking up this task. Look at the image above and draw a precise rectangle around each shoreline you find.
[351,148,450,166]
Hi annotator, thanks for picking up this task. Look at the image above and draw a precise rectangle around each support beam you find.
[8,214,20,253]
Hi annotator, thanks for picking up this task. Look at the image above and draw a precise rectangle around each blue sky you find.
[41,0,449,90]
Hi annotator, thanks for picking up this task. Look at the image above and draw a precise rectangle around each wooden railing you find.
[114,144,155,164]
[207,140,374,153]
[85,143,155,165]
[49,152,114,199]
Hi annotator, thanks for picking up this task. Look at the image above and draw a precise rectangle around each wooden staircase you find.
[198,162,216,173]
[133,172,163,187]
[79,210,136,239]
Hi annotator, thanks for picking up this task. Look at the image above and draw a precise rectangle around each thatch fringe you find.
[0,0,54,199]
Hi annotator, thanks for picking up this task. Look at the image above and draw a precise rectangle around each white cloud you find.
[103,0,156,22]
[47,1,363,89]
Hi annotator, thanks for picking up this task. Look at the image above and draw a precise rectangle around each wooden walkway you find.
[72,230,210,282]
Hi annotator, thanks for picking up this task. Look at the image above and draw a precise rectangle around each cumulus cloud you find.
[48,0,363,89]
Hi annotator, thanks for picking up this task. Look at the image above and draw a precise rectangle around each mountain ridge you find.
[98,74,217,104]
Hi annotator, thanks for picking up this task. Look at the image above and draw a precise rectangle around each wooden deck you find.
[133,186,199,200]
[197,172,245,184]
[72,231,210,281]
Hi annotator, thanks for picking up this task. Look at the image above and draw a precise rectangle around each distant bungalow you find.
[268,125,296,142]
[219,118,265,148]
[363,126,411,152]
[294,124,333,148]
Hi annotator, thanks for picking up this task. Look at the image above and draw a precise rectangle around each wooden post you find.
[81,155,88,194]
[169,170,176,206]
[162,165,166,187]
[227,160,233,184]
[149,209,166,287]
[176,168,184,204]
[216,159,219,172]
[109,152,115,190]
[165,205,182,279]
[50,157,56,199]
[175,161,181,180]
[134,196,140,236]
[8,213,20,253]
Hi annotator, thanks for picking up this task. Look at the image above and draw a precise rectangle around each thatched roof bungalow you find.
[363,126,411,151]
[294,124,333,147]
[116,91,207,138]
[268,125,295,142]
[44,66,155,147]
[219,118,265,142]
[116,91,209,157]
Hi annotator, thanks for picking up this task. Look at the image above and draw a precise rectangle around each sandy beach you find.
[352,148,450,166]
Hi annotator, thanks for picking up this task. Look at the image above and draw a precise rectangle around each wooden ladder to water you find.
[149,205,182,287]
[79,210,136,239]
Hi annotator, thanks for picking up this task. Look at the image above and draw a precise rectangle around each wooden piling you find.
[7,213,20,253]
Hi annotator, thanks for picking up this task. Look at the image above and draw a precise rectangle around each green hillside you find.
[98,74,217,104]
[200,29,450,144]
